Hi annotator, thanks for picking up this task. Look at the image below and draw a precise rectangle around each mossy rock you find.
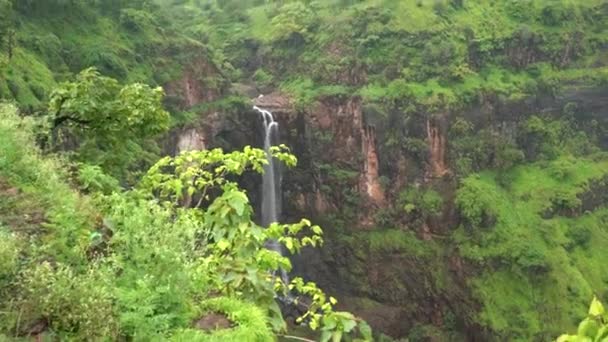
[171,297,274,342]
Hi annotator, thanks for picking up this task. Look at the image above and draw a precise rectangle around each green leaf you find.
[227,190,248,216]
[556,335,583,342]
[285,239,294,252]
[342,318,357,333]
[577,318,599,338]
[596,325,608,340]
[216,239,230,251]
[312,225,323,235]
[320,330,332,342]
[323,315,337,330]
[590,296,605,316]
[310,319,319,331]
[359,321,373,340]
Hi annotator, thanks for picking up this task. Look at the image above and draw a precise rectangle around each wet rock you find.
[252,92,293,114]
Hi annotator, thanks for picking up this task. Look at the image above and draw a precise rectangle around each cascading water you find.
[253,105,289,285]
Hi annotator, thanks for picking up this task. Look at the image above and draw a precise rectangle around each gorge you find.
[1,0,608,341]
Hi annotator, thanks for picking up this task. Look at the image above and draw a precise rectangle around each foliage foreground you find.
[559,297,608,342]
[0,103,371,341]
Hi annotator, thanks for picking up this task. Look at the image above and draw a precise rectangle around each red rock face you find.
[176,128,206,153]
[311,97,364,159]
[312,97,385,206]
[360,125,385,205]
[165,58,224,110]
[314,186,333,213]
[427,116,450,179]
[252,92,293,113]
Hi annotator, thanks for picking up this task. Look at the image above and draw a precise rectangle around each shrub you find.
[17,262,118,340]
[21,33,64,69]
[253,68,274,87]
[0,228,19,282]
[76,163,120,194]
[171,297,273,342]
[494,144,524,171]
[455,177,496,227]
[515,243,550,273]
[398,186,444,217]
[421,190,444,214]
[551,189,582,212]
[120,8,155,32]
[565,225,592,249]
[84,50,129,80]
[269,2,316,43]
[541,4,575,26]
[550,157,576,180]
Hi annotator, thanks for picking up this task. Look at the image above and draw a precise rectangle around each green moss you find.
[356,229,430,256]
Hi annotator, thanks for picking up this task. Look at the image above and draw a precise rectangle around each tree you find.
[0,104,372,341]
[270,2,317,44]
[138,146,373,341]
[49,67,170,180]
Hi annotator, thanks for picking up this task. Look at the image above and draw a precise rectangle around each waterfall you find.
[254,106,281,229]
[253,105,289,285]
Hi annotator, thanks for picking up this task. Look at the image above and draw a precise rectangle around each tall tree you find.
[49,68,170,180]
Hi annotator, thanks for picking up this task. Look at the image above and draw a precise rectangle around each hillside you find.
[1,0,608,340]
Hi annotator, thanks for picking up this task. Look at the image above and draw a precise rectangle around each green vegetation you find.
[399,187,444,216]
[1,0,608,341]
[558,297,608,342]
[172,297,273,342]
[0,103,371,340]
[365,229,431,256]
[4,0,607,114]
[453,153,608,339]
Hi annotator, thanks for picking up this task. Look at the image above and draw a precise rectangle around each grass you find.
[0,48,56,109]
[0,7,209,123]
[0,104,95,264]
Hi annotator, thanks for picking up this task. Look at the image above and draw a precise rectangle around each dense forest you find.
[1,0,608,341]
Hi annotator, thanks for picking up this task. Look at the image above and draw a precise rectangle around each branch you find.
[53,115,92,128]
[277,335,316,342]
